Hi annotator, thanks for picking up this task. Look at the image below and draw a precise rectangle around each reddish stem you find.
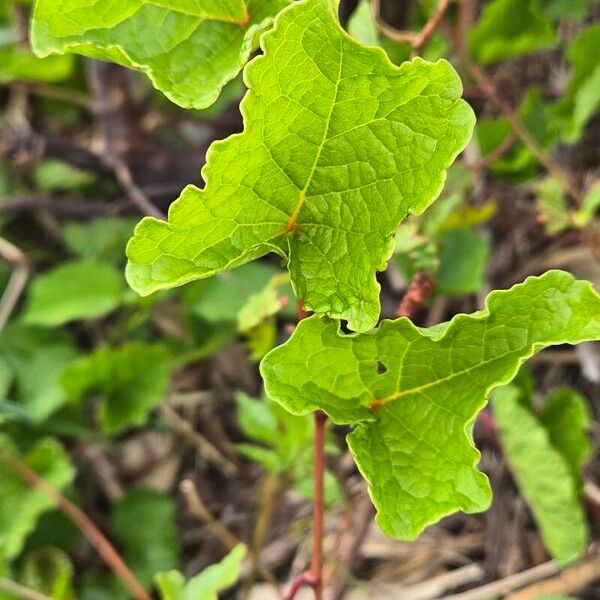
[287,299,326,599]
[311,410,326,600]
[412,0,451,55]
[285,573,317,600]
[396,271,435,319]
[296,299,310,321]
[285,411,326,600]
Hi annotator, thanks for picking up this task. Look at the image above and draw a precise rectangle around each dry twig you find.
[88,60,165,219]
[372,0,451,56]
[445,560,560,600]
[508,554,600,599]
[181,479,283,598]
[180,479,239,550]
[455,52,584,207]
[0,237,29,331]
[160,404,238,476]
[0,579,53,600]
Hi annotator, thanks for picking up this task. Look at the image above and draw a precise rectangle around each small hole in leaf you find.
[339,320,352,335]
[377,361,387,375]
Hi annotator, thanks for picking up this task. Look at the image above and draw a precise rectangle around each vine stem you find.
[412,0,451,55]
[286,302,325,600]
[285,411,326,600]
[396,271,435,318]
[0,450,152,600]
[311,410,327,600]
[371,0,450,56]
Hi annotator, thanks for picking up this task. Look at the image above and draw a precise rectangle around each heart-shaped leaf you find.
[125,0,475,332]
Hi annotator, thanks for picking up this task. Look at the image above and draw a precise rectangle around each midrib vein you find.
[285,40,344,233]
[368,348,524,410]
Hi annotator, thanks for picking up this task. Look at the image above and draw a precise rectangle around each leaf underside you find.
[260,271,600,539]
[31,0,289,109]
[494,383,590,565]
[125,0,475,332]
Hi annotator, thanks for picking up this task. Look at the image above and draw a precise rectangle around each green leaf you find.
[574,181,600,226]
[63,218,138,264]
[236,272,293,358]
[476,89,556,182]
[24,511,81,555]
[237,276,289,334]
[536,0,594,20]
[191,262,281,325]
[191,75,245,121]
[236,391,311,473]
[468,0,555,64]
[476,117,512,157]
[552,24,600,143]
[61,342,173,434]
[181,262,288,357]
[244,320,277,361]
[436,227,490,295]
[112,488,180,590]
[235,391,340,500]
[235,443,279,473]
[0,565,15,600]
[0,46,73,84]
[476,117,539,181]
[347,0,379,47]
[154,571,186,600]
[0,324,78,422]
[493,382,591,565]
[535,177,571,234]
[436,202,496,233]
[0,436,75,560]
[21,547,74,599]
[260,271,600,540]
[24,259,125,326]
[394,224,439,279]
[34,160,96,193]
[0,358,11,399]
[126,0,475,333]
[31,0,289,109]
[539,388,592,486]
[154,544,245,600]
[80,571,129,600]
[294,469,342,504]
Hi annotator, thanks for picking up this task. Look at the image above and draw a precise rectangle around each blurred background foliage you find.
[0,0,599,598]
